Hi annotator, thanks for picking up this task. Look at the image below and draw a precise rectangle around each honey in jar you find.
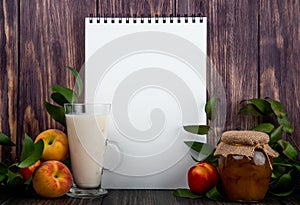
[214,130,279,202]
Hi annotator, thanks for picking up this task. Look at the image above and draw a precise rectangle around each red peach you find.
[188,161,219,195]
[32,160,72,198]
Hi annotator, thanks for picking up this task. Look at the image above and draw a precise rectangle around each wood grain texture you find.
[98,0,174,17]
[2,190,300,204]
[207,0,259,132]
[1,195,103,205]
[18,0,95,155]
[259,1,300,145]
[0,0,19,163]
[177,0,259,145]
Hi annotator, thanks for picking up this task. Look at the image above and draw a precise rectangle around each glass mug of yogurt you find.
[64,103,119,198]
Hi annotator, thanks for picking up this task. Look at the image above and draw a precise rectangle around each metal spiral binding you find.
[148,14,151,23]
[199,1,204,23]
[192,14,196,23]
[155,14,159,23]
[111,14,115,23]
[162,14,166,23]
[119,14,122,23]
[97,13,100,23]
[177,14,181,23]
[184,14,188,23]
[141,14,144,23]
[198,13,203,23]
[88,13,204,24]
[170,14,173,23]
[104,14,107,23]
[89,14,93,23]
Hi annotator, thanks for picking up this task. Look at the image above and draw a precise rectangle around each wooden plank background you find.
[0,0,300,162]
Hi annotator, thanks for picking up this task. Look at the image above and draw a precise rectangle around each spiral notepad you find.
[85,15,207,189]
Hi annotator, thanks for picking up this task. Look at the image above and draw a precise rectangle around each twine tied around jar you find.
[214,130,279,169]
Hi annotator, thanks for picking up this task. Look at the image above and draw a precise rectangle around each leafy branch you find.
[175,97,300,200]
[174,97,221,201]
[44,67,83,127]
[0,133,44,191]
[182,97,218,167]
[239,97,300,196]
[0,66,81,193]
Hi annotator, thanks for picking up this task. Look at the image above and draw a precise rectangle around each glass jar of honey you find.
[214,130,279,202]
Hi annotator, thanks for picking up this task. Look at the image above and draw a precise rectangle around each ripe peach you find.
[188,161,219,195]
[20,160,42,180]
[35,129,68,161]
[32,160,72,198]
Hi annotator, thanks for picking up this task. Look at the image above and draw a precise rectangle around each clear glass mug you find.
[64,103,120,198]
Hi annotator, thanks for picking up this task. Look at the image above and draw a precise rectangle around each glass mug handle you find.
[103,139,122,171]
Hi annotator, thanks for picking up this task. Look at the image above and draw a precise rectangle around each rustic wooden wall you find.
[0,0,300,162]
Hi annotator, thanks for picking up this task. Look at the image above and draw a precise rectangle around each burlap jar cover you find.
[214,130,279,168]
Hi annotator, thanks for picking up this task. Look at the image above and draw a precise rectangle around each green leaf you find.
[67,66,83,97]
[190,155,200,162]
[238,104,264,116]
[173,189,203,199]
[270,189,295,197]
[62,157,72,169]
[266,98,287,118]
[272,164,287,179]
[23,175,33,185]
[248,98,273,115]
[0,163,8,182]
[51,92,69,106]
[270,184,296,197]
[184,141,215,156]
[252,123,274,133]
[7,170,24,188]
[44,101,66,127]
[205,97,217,120]
[269,171,295,197]
[205,186,226,201]
[0,133,15,146]
[270,125,283,144]
[273,155,292,165]
[205,152,219,167]
[184,125,210,135]
[18,140,44,168]
[292,161,300,172]
[0,163,8,174]
[49,85,77,103]
[277,116,293,134]
[271,172,277,179]
[273,162,294,168]
[277,140,298,160]
[20,134,34,161]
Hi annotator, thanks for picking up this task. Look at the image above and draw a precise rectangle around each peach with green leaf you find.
[34,129,69,161]
[20,160,41,180]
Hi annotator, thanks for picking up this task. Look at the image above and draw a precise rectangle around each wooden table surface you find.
[0,190,299,205]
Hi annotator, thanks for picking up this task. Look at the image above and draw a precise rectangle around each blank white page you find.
[85,16,207,189]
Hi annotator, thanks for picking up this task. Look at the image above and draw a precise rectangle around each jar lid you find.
[222,130,269,146]
[214,130,279,159]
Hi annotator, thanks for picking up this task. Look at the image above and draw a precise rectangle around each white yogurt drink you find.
[66,114,108,188]
[64,103,112,198]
